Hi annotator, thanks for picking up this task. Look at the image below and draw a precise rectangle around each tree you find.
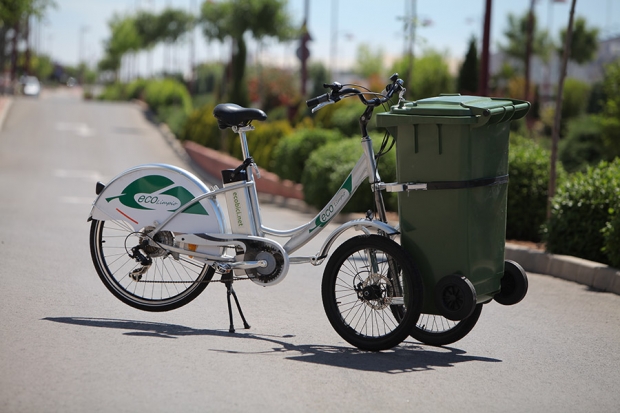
[499,12,553,72]
[200,0,296,106]
[98,14,142,81]
[457,36,478,94]
[390,50,453,100]
[354,44,384,79]
[557,17,599,64]
[0,0,55,81]
[99,8,194,79]
[599,59,620,159]
[308,61,329,98]
[133,11,160,50]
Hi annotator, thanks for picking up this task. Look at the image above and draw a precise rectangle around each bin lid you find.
[377,94,530,127]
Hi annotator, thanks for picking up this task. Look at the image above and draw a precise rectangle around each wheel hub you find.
[141,227,174,258]
[357,273,393,310]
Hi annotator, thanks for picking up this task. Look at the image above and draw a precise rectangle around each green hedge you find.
[559,115,605,173]
[507,135,563,242]
[602,211,620,268]
[272,128,344,183]
[301,134,397,214]
[228,120,293,169]
[98,78,192,118]
[143,78,192,115]
[546,159,620,266]
[181,104,233,151]
[98,82,125,101]
[126,78,149,100]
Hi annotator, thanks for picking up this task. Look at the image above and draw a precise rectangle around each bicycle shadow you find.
[43,317,501,374]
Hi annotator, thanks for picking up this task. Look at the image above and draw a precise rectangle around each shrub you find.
[602,211,620,269]
[158,106,189,137]
[311,97,351,131]
[561,78,591,120]
[228,120,293,169]
[540,78,591,137]
[301,134,397,214]
[507,135,563,242]
[272,128,344,183]
[181,104,233,151]
[125,78,149,100]
[330,101,363,137]
[546,159,620,266]
[143,78,192,115]
[559,115,605,173]
[98,82,126,101]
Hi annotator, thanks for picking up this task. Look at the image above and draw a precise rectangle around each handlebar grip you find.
[306,93,330,108]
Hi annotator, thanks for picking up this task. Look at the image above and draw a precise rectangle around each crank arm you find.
[214,260,267,274]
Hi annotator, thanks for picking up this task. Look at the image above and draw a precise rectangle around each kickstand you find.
[223,272,250,333]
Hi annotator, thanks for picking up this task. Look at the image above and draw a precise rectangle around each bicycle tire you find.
[410,304,483,346]
[321,235,423,351]
[90,219,214,312]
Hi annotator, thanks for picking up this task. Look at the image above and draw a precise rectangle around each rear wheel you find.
[89,219,214,312]
[410,304,483,346]
[321,235,423,351]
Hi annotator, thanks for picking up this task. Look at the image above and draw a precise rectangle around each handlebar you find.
[305,93,330,108]
[306,73,405,112]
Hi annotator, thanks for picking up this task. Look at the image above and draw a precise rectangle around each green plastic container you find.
[376,95,530,315]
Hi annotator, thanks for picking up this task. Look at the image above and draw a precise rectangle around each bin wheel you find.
[434,274,477,321]
[494,260,528,306]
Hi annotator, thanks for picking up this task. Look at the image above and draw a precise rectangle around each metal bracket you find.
[378,182,428,192]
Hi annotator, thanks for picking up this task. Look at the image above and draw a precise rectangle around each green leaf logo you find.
[106,175,208,215]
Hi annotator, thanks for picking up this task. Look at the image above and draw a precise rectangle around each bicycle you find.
[89,74,428,351]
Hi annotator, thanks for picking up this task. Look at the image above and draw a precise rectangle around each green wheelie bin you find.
[376,95,530,320]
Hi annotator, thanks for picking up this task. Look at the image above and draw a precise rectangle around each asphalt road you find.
[1,89,619,413]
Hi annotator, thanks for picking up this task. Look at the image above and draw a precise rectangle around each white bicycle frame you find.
[148,124,398,266]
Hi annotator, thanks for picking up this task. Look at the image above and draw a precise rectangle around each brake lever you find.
[251,161,261,179]
[311,100,335,114]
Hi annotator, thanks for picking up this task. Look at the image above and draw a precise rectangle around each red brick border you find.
[183,140,304,200]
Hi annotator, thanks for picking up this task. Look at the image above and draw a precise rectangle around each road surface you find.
[1,88,619,413]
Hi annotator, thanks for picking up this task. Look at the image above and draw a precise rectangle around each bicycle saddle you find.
[213,103,267,130]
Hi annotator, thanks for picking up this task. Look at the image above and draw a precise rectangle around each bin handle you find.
[461,100,530,127]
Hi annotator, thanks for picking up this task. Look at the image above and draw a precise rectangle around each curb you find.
[0,96,13,131]
[505,244,620,295]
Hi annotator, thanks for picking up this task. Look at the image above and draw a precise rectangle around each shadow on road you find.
[43,316,501,373]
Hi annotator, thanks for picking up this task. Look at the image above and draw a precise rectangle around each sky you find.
[33,0,620,76]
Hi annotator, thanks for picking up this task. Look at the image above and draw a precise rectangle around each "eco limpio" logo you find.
[309,174,352,233]
[106,175,208,215]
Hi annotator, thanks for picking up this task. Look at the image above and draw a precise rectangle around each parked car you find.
[22,76,41,97]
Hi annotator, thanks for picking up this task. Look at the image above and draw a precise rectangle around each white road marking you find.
[55,122,94,137]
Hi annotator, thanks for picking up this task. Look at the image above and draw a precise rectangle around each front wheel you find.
[90,219,214,312]
[321,235,423,351]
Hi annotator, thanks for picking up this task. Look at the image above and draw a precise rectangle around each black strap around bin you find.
[425,174,509,190]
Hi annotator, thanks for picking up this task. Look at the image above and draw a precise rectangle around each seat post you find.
[233,125,254,160]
